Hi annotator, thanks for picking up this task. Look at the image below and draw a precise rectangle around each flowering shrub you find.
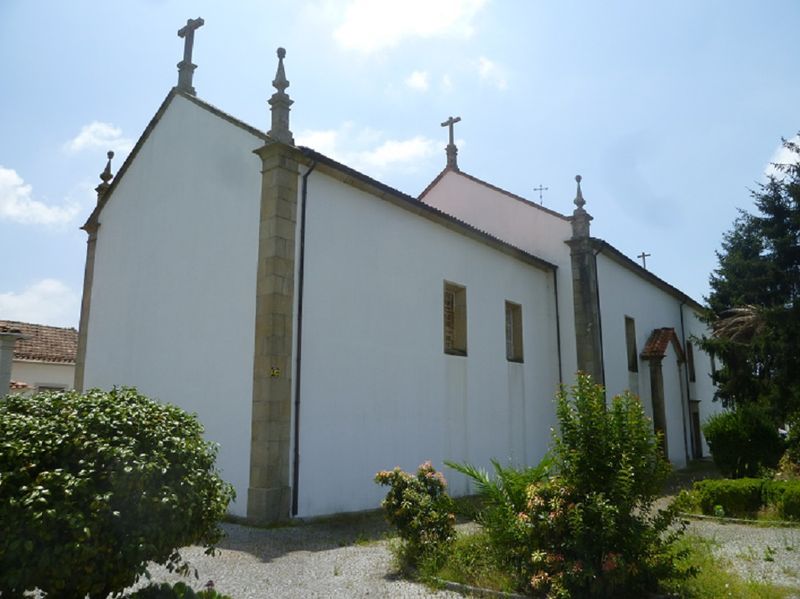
[514,375,686,598]
[0,388,234,599]
[375,461,455,569]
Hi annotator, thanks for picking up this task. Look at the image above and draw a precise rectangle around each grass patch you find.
[426,530,517,594]
[661,534,794,598]
[427,532,797,598]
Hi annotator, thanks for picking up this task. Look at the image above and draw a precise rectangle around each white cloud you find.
[0,279,80,328]
[405,70,430,92]
[333,0,487,52]
[0,166,81,226]
[765,135,800,180]
[441,74,454,92]
[477,56,508,90]
[296,123,438,175]
[63,121,134,155]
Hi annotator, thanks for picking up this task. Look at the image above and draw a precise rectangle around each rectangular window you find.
[687,341,696,382]
[443,282,467,356]
[625,316,638,373]
[505,301,523,362]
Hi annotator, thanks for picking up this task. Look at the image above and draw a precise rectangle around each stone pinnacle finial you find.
[571,174,592,239]
[268,47,294,145]
[176,17,204,95]
[95,151,115,200]
[574,174,585,209]
[441,116,461,170]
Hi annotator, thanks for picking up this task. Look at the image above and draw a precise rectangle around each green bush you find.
[778,484,800,520]
[693,478,764,517]
[375,461,455,570]
[785,411,800,468]
[129,581,232,598]
[447,375,685,597]
[702,404,784,478]
[445,457,552,583]
[0,388,235,599]
[515,375,685,598]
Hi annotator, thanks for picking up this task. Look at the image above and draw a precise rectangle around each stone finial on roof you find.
[571,174,592,239]
[441,116,461,170]
[94,151,115,200]
[176,17,205,95]
[268,47,295,145]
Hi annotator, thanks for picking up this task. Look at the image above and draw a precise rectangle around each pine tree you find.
[703,136,800,419]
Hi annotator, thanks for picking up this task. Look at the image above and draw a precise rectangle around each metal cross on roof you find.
[638,251,652,269]
[533,184,548,204]
[176,17,204,95]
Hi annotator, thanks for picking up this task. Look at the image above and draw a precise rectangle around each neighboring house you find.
[76,26,721,523]
[0,320,77,395]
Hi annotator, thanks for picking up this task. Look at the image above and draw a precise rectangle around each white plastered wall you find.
[11,360,74,393]
[421,171,577,382]
[596,253,721,467]
[295,171,562,516]
[83,95,262,516]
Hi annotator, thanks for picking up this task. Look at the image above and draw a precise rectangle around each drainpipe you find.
[292,161,317,516]
[678,300,691,462]
[593,246,606,389]
[553,269,563,385]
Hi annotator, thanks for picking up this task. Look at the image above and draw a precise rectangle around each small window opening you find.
[505,301,523,362]
[444,282,467,356]
[625,316,638,373]
[687,342,696,382]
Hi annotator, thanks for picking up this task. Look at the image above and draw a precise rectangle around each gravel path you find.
[686,519,800,590]
[139,506,800,598]
[142,519,460,598]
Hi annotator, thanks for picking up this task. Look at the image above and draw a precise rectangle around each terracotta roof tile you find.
[641,327,686,362]
[0,320,77,364]
[9,380,30,390]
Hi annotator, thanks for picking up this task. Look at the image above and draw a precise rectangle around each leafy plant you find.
[0,388,235,599]
[693,478,764,517]
[375,461,455,571]
[129,581,232,598]
[445,456,551,582]
[702,404,784,477]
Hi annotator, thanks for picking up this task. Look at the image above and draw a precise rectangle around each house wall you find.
[12,360,74,393]
[296,171,562,516]
[83,95,263,517]
[596,252,720,466]
[682,307,721,455]
[421,171,577,383]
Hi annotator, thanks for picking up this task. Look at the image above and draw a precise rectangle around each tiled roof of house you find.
[0,320,78,364]
[9,380,30,390]
[641,327,686,362]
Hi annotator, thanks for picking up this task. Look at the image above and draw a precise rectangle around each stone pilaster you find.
[648,358,669,457]
[565,175,604,384]
[248,141,299,523]
[74,225,98,392]
[0,329,24,396]
[75,151,114,392]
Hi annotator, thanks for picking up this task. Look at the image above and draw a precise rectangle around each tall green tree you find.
[703,136,800,419]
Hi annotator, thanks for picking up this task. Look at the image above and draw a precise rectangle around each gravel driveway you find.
[143,517,460,598]
[141,514,800,598]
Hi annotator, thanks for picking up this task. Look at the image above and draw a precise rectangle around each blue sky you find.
[1,1,798,328]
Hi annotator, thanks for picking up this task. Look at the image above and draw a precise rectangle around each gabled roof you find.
[590,238,705,311]
[297,147,558,273]
[0,320,77,364]
[84,88,268,231]
[641,327,686,362]
[418,166,571,222]
[84,89,557,274]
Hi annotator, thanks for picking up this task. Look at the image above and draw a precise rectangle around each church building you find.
[76,20,720,522]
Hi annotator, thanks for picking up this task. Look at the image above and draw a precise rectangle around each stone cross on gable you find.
[441,116,461,170]
[176,17,204,96]
[638,251,652,269]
